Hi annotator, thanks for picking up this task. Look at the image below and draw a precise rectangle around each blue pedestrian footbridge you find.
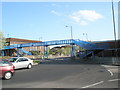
[1,39,108,58]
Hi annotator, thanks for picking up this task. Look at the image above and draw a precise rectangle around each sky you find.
[1,1,119,41]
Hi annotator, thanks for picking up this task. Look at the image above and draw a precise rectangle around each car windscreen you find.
[0,61,11,66]
[8,58,17,62]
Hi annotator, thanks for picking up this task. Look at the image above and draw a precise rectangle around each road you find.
[2,57,120,88]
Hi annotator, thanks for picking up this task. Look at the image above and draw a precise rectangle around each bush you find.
[33,60,40,64]
[0,56,11,59]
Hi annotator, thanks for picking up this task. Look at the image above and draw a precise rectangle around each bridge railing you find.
[73,39,96,50]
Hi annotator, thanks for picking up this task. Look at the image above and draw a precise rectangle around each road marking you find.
[108,79,120,82]
[108,70,113,76]
[81,81,104,88]
[101,65,119,68]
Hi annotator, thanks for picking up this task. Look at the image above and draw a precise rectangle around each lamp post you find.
[65,26,73,40]
[66,25,75,57]
[83,33,88,41]
[7,34,10,56]
[7,34,10,45]
[39,37,42,41]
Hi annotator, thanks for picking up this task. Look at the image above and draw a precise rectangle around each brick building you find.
[94,40,120,57]
[4,38,44,56]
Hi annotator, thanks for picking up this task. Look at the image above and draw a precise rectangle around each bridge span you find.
[1,39,108,58]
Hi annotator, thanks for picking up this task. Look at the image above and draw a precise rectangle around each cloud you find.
[69,10,104,25]
[50,10,63,16]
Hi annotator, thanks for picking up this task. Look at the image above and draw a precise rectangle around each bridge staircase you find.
[19,48,32,55]
[78,50,104,59]
[73,39,109,58]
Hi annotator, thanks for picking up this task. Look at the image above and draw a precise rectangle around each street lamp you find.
[66,25,74,57]
[39,37,42,41]
[7,34,10,38]
[83,33,88,41]
[7,34,10,45]
[65,26,73,40]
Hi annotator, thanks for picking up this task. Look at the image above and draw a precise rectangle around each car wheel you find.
[27,64,32,69]
[4,72,12,80]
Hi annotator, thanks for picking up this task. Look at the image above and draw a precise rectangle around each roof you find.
[6,38,42,43]
[93,39,120,43]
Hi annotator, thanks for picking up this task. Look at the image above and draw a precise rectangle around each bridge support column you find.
[44,46,48,58]
[16,47,23,57]
[91,50,95,58]
[1,50,4,56]
[70,44,76,57]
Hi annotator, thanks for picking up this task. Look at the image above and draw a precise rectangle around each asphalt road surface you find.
[2,58,120,89]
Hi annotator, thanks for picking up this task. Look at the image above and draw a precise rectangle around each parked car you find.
[0,60,15,80]
[8,57,33,69]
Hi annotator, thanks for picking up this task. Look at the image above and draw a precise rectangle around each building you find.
[94,40,120,57]
[4,38,44,56]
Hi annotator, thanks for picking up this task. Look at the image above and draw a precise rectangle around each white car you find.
[8,57,33,69]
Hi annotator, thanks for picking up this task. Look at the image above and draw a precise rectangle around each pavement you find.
[33,63,39,65]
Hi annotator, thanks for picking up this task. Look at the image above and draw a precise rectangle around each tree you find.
[0,32,6,49]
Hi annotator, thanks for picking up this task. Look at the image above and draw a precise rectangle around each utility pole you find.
[111,0,117,57]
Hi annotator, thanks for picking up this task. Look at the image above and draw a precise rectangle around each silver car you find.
[8,57,33,69]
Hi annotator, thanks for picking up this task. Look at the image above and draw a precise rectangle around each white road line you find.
[108,70,113,76]
[101,65,118,68]
[108,79,120,82]
[81,81,104,88]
